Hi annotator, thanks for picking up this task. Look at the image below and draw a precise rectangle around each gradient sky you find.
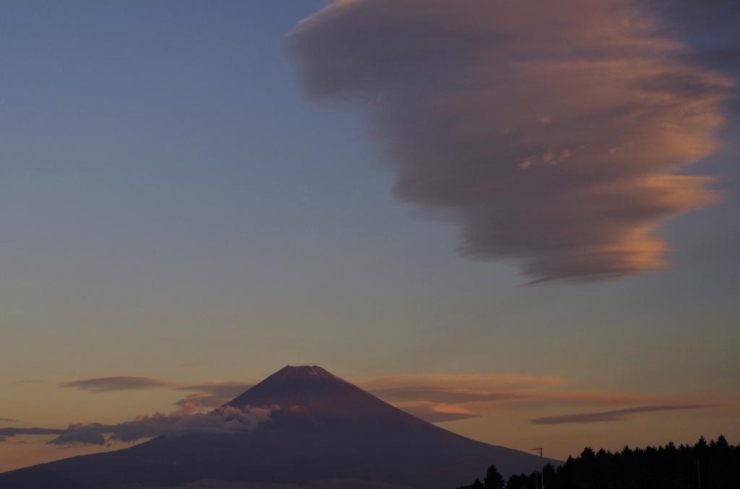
[1,0,739,472]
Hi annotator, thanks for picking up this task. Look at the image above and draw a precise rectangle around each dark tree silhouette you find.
[505,473,528,489]
[484,464,505,489]
[457,435,740,489]
[456,466,505,489]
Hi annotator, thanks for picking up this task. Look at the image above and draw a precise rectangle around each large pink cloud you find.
[289,0,735,282]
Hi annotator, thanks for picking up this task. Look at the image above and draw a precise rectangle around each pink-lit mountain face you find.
[223,365,425,425]
[22,366,556,489]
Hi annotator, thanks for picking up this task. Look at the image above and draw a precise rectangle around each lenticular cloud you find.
[289,0,734,282]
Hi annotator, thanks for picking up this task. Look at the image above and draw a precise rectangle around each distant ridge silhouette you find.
[4,365,558,489]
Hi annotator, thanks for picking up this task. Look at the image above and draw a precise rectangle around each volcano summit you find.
[3,366,557,489]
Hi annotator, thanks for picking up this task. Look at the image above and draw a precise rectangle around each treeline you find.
[457,435,739,489]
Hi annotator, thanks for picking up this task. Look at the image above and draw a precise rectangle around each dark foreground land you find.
[458,436,739,489]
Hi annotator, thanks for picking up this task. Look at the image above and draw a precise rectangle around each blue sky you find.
[0,0,738,470]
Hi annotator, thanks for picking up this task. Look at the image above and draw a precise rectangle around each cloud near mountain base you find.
[45,405,269,446]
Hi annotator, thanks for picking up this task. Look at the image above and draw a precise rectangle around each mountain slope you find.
[36,366,556,489]
[0,467,90,489]
[224,365,429,424]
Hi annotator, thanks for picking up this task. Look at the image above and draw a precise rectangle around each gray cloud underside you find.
[530,404,709,425]
[49,425,107,446]
[60,376,176,392]
[289,0,736,282]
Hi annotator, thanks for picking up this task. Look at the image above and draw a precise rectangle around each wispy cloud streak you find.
[174,382,254,409]
[356,373,558,422]
[0,427,64,442]
[530,404,710,425]
[289,0,734,282]
[358,373,562,407]
[61,376,176,392]
[396,401,481,423]
[353,374,720,423]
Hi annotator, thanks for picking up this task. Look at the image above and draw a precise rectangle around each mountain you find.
[0,467,90,489]
[224,365,428,424]
[11,366,558,489]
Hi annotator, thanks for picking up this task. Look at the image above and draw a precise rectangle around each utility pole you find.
[531,447,544,489]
